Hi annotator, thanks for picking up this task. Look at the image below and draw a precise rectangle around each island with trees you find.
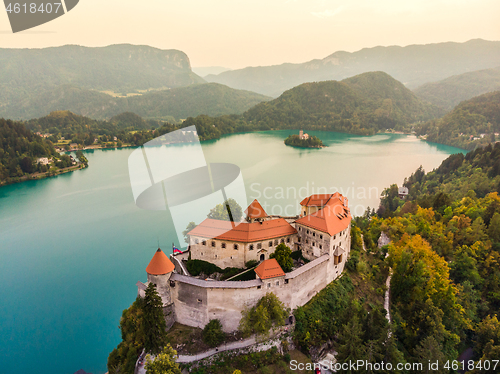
[284,134,325,148]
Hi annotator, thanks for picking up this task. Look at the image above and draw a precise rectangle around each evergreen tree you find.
[143,282,168,355]
[336,316,366,370]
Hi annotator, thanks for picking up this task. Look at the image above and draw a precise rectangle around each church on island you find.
[137,192,352,332]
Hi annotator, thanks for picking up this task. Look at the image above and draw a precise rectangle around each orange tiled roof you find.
[255,259,285,279]
[146,248,175,275]
[296,194,351,236]
[188,218,297,243]
[299,192,341,207]
[245,199,267,219]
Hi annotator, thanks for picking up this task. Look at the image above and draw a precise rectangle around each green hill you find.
[206,39,500,97]
[243,71,443,134]
[416,91,500,149]
[0,83,271,121]
[414,66,500,110]
[0,119,57,182]
[0,44,203,96]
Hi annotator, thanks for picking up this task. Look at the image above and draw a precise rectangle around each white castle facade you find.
[137,193,352,332]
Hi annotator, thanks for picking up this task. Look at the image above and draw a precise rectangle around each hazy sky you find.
[1,0,499,69]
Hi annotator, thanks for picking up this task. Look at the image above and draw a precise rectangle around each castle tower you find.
[146,248,175,305]
[245,199,268,222]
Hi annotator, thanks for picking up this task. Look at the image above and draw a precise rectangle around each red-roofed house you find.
[255,259,285,280]
[187,213,297,268]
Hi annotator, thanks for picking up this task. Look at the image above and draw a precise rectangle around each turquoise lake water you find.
[0,130,464,374]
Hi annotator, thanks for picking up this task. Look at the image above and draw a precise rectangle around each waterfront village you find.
[135,192,352,363]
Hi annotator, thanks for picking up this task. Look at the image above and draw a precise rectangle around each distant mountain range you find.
[205,39,500,97]
[414,66,500,110]
[0,83,271,121]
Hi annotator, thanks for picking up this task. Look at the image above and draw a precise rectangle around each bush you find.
[186,259,223,276]
[245,260,258,268]
[346,251,360,271]
[202,319,225,347]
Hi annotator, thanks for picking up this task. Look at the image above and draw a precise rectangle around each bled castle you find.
[137,192,352,332]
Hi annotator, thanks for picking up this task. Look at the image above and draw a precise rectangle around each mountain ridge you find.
[206,39,500,97]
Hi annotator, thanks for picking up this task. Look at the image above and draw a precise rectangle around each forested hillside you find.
[414,66,500,110]
[181,71,443,140]
[295,144,500,370]
[1,83,270,121]
[25,111,178,147]
[416,91,500,150]
[244,72,442,134]
[0,119,57,182]
[0,44,202,97]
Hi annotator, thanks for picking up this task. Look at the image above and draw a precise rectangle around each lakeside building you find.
[137,193,352,332]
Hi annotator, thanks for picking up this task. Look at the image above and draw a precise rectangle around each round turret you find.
[146,248,175,287]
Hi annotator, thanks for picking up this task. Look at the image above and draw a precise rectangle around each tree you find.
[239,293,289,337]
[270,243,293,272]
[144,344,181,374]
[182,221,196,244]
[207,198,243,222]
[202,319,225,347]
[336,316,366,365]
[488,212,500,242]
[143,283,168,355]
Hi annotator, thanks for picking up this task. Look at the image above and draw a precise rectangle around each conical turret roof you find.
[146,248,175,275]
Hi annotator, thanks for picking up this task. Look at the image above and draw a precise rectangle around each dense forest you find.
[284,134,324,148]
[354,143,500,370]
[416,91,500,150]
[0,118,58,182]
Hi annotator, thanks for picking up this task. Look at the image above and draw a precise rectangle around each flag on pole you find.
[172,242,182,254]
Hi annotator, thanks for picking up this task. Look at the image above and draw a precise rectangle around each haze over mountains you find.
[206,39,500,97]
[1,40,500,126]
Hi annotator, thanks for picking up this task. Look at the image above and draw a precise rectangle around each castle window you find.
[257,285,261,289]
[285,279,289,284]
[306,240,308,244]
[298,227,301,231]
[267,283,271,288]
[286,237,290,243]
[170,281,175,287]
[215,254,217,258]
[313,232,315,237]
[249,244,254,250]
[234,244,238,250]
[319,245,322,249]
[334,235,336,239]
[201,252,203,256]
[221,243,226,249]
[211,241,215,247]
[257,243,262,249]
[202,240,206,246]
[276,281,279,286]
[197,299,202,303]
[269,241,273,247]
[313,242,315,246]
[307,230,309,234]
[274,239,278,246]
[320,235,323,239]
[280,238,284,243]
[298,237,301,242]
